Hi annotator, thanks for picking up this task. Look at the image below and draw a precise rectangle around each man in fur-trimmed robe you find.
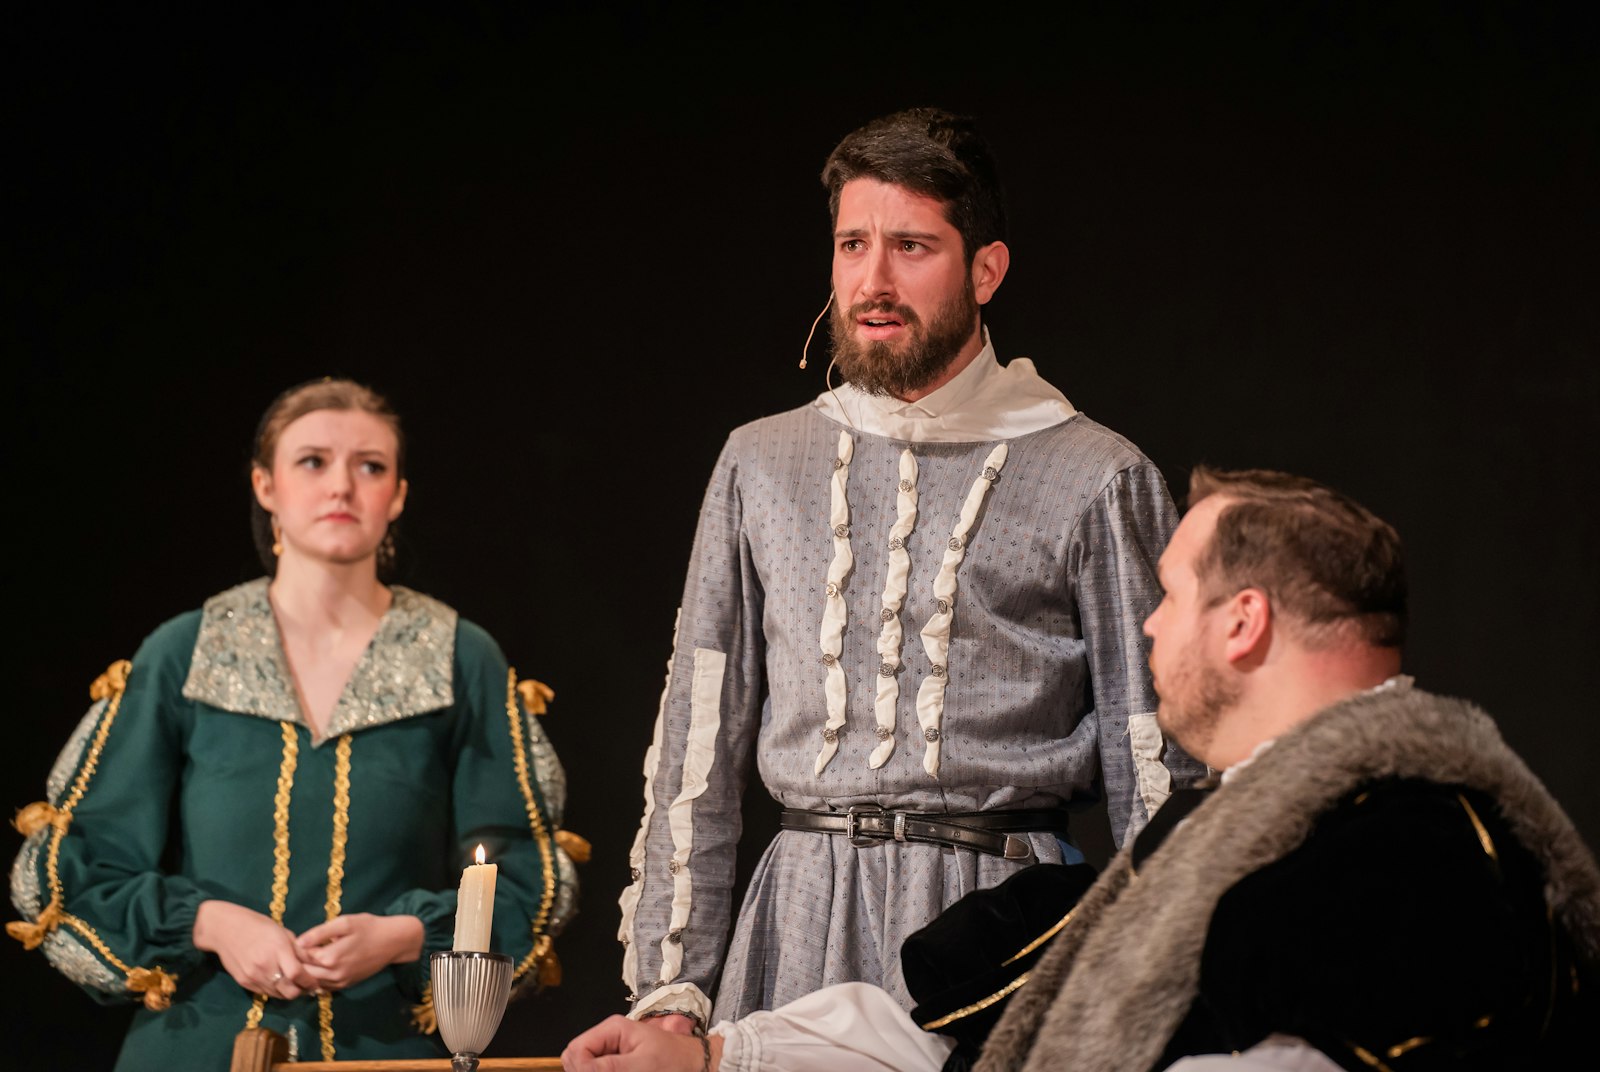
[970,466,1600,1071]
[564,465,1599,1072]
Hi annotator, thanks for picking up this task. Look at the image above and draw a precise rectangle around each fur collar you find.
[977,683,1600,1072]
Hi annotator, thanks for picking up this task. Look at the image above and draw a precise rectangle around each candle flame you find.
[475,844,486,865]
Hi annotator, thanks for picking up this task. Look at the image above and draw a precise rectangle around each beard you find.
[1154,645,1241,761]
[827,280,980,398]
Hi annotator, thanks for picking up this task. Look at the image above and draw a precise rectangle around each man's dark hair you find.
[820,107,1007,262]
[1187,466,1407,649]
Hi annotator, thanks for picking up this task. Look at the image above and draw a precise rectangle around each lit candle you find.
[452,844,498,951]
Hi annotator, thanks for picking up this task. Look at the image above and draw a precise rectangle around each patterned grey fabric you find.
[624,404,1203,1019]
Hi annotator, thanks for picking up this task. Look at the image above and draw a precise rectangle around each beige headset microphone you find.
[799,291,835,369]
[799,290,856,429]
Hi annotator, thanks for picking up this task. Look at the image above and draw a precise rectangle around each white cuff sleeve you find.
[629,981,713,1027]
[711,982,953,1072]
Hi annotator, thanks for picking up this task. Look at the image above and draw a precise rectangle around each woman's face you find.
[251,408,407,570]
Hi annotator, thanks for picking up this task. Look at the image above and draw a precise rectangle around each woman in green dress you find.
[8,379,580,1069]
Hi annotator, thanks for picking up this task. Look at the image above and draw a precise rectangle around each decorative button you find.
[833,457,845,471]
[668,860,681,875]
[822,652,837,667]
[620,935,630,945]
[822,726,839,742]
[668,930,683,943]
[630,867,641,882]
[948,536,963,552]
[627,991,639,1002]
[924,727,941,742]
[875,726,892,740]
[936,598,951,615]
[825,581,840,598]
[888,535,904,551]
[880,607,895,622]
[983,466,999,481]
[834,523,850,538]
[878,662,895,677]
[930,663,947,678]
[899,478,914,493]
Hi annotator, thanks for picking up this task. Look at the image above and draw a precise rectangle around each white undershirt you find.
[1222,675,1413,785]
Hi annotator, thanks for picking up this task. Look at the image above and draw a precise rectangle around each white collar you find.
[812,330,1077,443]
[1220,674,1414,784]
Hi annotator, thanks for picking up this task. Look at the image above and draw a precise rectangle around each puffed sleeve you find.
[7,613,206,1009]
[619,433,766,1024]
[383,620,577,1004]
[1071,462,1205,846]
[713,982,953,1072]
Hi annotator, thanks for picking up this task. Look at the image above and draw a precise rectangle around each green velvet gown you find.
[9,579,578,1071]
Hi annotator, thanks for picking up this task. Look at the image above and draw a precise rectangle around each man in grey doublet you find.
[615,107,1203,1030]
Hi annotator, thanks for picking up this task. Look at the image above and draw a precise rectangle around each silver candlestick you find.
[430,950,514,1072]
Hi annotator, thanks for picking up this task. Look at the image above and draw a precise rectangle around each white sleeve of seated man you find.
[711,981,954,1072]
[1167,1035,1345,1071]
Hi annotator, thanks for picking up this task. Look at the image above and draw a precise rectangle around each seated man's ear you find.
[1223,588,1271,666]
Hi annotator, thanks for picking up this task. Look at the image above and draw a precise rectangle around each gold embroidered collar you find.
[182,578,457,736]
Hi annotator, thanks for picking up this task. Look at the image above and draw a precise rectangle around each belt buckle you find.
[1002,834,1033,861]
[846,803,885,847]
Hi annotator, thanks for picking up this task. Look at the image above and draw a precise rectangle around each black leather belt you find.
[779,805,1069,861]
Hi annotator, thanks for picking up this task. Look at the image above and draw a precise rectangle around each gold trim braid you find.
[315,733,353,1061]
[921,970,1033,1030]
[916,906,1079,1032]
[324,735,352,922]
[7,661,180,1010]
[1003,908,1076,967]
[245,721,301,1031]
[503,668,559,987]
[1346,1043,1397,1071]
[1457,794,1501,873]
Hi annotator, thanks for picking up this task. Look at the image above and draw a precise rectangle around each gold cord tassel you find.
[411,984,437,1035]
[6,902,64,950]
[89,660,132,701]
[554,830,591,863]
[537,946,562,989]
[127,966,178,1010]
[529,934,562,988]
[12,801,63,837]
[515,679,555,716]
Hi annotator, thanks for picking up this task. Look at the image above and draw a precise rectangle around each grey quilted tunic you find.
[620,403,1202,1021]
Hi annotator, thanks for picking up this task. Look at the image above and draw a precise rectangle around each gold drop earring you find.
[271,516,283,557]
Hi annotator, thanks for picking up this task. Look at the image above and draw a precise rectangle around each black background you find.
[6,2,1597,1064]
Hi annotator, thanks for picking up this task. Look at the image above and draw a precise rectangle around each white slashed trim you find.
[1127,712,1174,820]
[628,980,713,1025]
[869,449,919,769]
[815,432,855,775]
[659,646,726,984]
[915,443,1008,777]
[618,609,679,997]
